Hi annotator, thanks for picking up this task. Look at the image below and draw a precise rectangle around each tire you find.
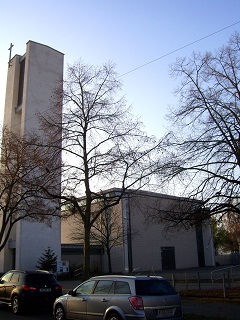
[11,295,21,314]
[54,304,66,320]
[108,313,122,320]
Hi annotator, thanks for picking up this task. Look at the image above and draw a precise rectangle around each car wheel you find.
[11,295,21,314]
[54,304,66,320]
[108,313,122,320]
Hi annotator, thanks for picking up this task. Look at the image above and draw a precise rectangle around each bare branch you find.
[160,32,240,227]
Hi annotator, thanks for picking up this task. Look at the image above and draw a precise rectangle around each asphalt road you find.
[1,298,240,320]
[0,303,53,319]
[182,299,240,320]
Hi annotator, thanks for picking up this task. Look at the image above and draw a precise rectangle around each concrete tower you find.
[0,41,64,272]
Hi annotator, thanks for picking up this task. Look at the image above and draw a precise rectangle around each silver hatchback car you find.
[53,275,183,320]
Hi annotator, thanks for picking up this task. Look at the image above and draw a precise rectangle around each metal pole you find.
[197,271,201,290]
[171,273,175,289]
[223,273,226,298]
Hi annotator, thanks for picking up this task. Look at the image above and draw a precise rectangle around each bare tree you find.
[40,61,161,280]
[158,32,240,226]
[90,207,123,274]
[68,203,124,274]
[211,213,240,253]
[0,127,60,252]
[224,213,240,251]
[211,217,231,254]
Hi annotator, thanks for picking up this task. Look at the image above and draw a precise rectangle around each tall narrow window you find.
[195,224,205,267]
[18,57,25,106]
[161,247,176,270]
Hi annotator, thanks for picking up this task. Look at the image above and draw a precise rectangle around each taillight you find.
[22,285,37,291]
[54,284,62,292]
[129,296,144,310]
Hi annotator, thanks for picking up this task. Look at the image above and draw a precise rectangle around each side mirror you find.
[67,289,76,296]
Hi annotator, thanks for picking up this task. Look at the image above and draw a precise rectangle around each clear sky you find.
[1,0,240,138]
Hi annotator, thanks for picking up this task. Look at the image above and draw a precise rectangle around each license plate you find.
[157,309,173,317]
[39,288,51,292]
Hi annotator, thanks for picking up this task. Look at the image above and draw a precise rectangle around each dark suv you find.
[0,270,62,314]
[53,275,183,320]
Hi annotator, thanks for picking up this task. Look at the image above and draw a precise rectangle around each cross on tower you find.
[8,43,14,67]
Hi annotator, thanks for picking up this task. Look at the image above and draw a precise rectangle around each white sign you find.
[57,261,69,273]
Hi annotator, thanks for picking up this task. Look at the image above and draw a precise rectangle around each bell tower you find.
[0,41,64,271]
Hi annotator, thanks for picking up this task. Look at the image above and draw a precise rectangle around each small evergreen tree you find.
[36,246,58,272]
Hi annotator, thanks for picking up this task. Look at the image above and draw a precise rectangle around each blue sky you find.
[1,0,240,138]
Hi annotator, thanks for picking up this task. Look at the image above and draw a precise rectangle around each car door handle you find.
[101,298,108,302]
[82,298,87,302]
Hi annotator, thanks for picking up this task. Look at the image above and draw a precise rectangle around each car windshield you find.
[135,279,176,296]
[26,274,57,285]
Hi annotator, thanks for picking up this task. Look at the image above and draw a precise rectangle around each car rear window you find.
[26,274,58,285]
[135,279,176,296]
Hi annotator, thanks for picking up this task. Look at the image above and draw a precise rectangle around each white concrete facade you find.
[0,41,64,272]
[125,190,215,272]
[61,189,215,274]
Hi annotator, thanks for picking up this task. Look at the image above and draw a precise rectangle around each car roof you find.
[6,270,53,275]
[90,275,165,281]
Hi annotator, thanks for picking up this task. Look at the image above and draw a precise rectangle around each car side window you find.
[75,280,96,295]
[93,280,114,294]
[19,274,24,283]
[115,281,131,294]
[0,272,13,284]
[11,272,20,283]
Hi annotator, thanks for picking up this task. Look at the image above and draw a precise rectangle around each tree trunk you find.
[107,247,112,274]
[83,224,91,280]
